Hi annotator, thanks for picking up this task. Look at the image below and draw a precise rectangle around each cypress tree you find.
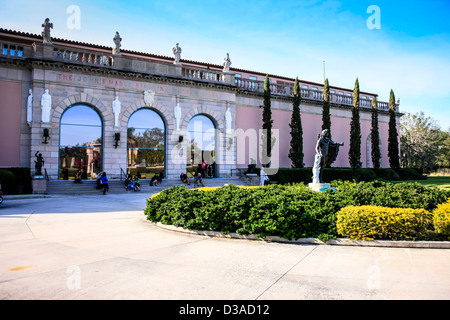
[261,74,273,167]
[388,89,400,169]
[349,78,362,169]
[289,77,304,168]
[322,78,332,140]
[371,97,381,168]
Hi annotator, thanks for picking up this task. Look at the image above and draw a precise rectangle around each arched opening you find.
[187,114,216,178]
[59,104,102,180]
[127,108,165,179]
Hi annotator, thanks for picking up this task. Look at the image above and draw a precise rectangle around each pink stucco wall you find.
[0,80,22,167]
[236,104,392,169]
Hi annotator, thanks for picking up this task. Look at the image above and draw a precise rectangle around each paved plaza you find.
[0,190,449,300]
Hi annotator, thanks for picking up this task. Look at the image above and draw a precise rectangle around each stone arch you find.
[122,101,171,130]
[52,93,111,125]
[180,105,224,132]
[366,133,382,168]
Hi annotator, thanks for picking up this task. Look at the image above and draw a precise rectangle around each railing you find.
[53,46,112,66]
[120,167,127,182]
[235,77,397,112]
[182,66,229,83]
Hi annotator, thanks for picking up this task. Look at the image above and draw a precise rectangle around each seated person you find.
[133,175,141,191]
[124,174,132,187]
[150,174,159,186]
[194,173,205,187]
[180,172,190,185]
[74,170,82,183]
[157,172,163,184]
[96,172,102,189]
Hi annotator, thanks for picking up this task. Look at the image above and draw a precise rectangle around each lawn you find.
[413,176,450,190]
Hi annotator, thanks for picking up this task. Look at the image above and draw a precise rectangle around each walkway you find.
[1,189,449,301]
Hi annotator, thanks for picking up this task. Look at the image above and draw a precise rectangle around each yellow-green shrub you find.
[433,200,450,239]
[336,205,434,241]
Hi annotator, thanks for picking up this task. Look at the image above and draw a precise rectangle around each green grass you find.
[411,176,450,190]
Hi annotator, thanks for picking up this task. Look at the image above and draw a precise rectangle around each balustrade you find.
[182,66,227,83]
[53,46,112,66]
[234,78,396,111]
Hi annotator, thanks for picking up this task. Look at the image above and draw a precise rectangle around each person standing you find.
[101,172,109,195]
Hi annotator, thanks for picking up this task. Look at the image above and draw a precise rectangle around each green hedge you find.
[270,167,425,184]
[145,180,450,242]
[0,167,32,195]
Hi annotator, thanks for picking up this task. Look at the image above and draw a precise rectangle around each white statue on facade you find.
[173,43,182,64]
[225,107,232,132]
[112,96,121,127]
[143,89,155,106]
[42,18,53,44]
[174,103,181,131]
[223,53,231,73]
[113,32,122,55]
[41,89,52,123]
[27,89,33,124]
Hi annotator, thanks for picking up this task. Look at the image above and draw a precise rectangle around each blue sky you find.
[1,0,449,129]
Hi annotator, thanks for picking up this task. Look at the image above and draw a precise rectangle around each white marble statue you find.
[173,43,182,64]
[223,53,231,73]
[312,153,321,184]
[27,89,33,124]
[112,96,121,127]
[113,32,122,55]
[143,89,155,106]
[41,89,52,123]
[174,103,181,131]
[225,107,232,132]
[260,168,266,186]
[42,18,53,44]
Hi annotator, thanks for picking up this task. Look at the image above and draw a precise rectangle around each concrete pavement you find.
[0,191,449,300]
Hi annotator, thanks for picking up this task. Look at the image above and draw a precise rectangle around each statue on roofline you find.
[42,18,53,44]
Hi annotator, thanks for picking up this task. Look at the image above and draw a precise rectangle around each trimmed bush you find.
[0,167,32,194]
[372,168,400,181]
[270,167,424,184]
[353,168,378,182]
[395,168,425,180]
[336,205,434,241]
[145,181,450,242]
[433,200,450,239]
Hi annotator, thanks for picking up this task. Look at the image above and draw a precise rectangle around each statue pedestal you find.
[308,183,335,193]
[32,176,47,194]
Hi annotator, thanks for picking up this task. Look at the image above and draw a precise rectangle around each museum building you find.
[0,22,401,181]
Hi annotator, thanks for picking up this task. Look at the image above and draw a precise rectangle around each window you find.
[187,115,216,178]
[59,105,102,180]
[127,109,165,178]
[1,43,24,57]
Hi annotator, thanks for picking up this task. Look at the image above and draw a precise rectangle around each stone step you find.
[46,177,250,195]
